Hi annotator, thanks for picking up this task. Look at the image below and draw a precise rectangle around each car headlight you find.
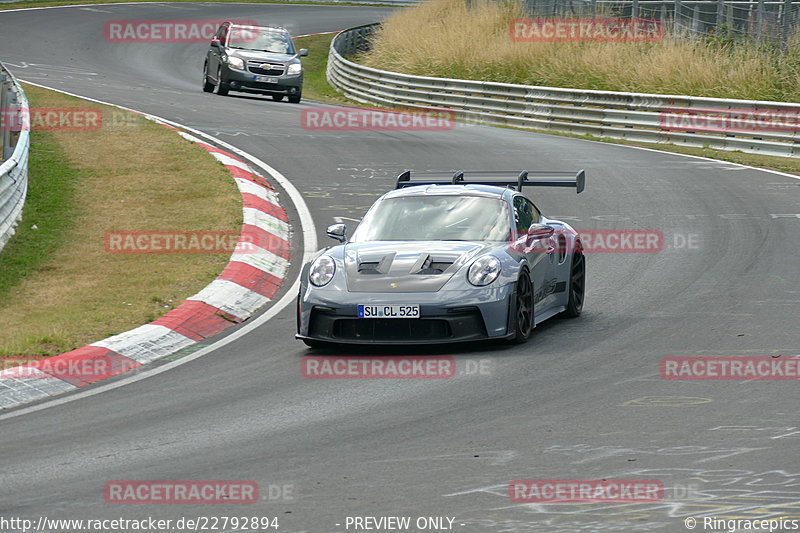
[287,63,302,75]
[227,56,245,70]
[309,255,336,287]
[468,256,501,286]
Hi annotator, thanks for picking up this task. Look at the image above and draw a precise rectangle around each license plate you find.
[358,305,420,318]
[254,75,278,83]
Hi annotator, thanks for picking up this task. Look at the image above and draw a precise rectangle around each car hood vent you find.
[410,253,457,275]
[344,242,487,293]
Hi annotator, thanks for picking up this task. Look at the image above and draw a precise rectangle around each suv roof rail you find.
[395,169,585,193]
[229,22,288,31]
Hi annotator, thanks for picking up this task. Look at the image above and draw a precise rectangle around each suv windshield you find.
[228,27,295,54]
[351,195,511,242]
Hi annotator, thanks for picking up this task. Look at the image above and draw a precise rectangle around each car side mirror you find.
[326,223,347,243]
[527,223,554,239]
[298,48,308,57]
[210,39,221,48]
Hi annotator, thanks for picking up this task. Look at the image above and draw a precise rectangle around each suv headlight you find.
[309,256,335,287]
[227,56,245,70]
[287,63,302,75]
[468,256,501,286]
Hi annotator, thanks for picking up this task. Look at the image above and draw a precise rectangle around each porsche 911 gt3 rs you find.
[296,169,586,346]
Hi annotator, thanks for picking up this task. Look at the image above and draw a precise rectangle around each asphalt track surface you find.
[0,4,799,532]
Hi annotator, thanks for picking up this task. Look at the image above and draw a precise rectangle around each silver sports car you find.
[296,170,586,346]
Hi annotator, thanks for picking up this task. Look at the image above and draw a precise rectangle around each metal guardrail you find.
[328,23,800,158]
[0,61,30,254]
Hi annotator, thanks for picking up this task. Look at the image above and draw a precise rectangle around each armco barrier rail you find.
[0,61,29,254]
[328,23,800,158]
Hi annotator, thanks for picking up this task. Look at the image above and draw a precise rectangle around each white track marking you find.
[0,80,317,421]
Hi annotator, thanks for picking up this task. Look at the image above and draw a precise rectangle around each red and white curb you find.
[0,124,291,410]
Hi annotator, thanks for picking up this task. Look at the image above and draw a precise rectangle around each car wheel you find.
[509,269,534,343]
[202,62,214,93]
[215,66,229,96]
[272,94,284,102]
[562,251,585,318]
[288,91,301,104]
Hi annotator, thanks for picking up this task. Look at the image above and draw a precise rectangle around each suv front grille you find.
[247,61,285,76]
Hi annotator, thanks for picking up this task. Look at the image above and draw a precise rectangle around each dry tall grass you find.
[361,0,800,102]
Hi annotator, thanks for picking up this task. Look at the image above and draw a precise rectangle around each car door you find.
[512,195,555,312]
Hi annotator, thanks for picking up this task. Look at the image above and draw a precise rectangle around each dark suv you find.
[203,22,307,103]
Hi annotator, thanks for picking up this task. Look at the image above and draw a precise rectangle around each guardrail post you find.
[4,90,18,161]
[727,1,734,38]
[690,2,700,37]
[632,0,639,19]
[782,0,792,47]
[756,0,766,43]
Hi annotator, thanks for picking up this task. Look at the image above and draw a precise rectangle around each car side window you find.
[530,200,541,224]
[513,196,539,234]
[217,24,228,45]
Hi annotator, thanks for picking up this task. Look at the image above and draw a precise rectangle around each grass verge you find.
[0,84,240,357]
[294,32,355,106]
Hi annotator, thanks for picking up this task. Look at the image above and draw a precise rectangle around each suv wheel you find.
[288,91,301,104]
[202,63,214,93]
[215,66,229,96]
[272,94,284,102]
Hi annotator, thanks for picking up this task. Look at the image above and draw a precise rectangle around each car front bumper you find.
[297,285,515,345]
[222,65,303,95]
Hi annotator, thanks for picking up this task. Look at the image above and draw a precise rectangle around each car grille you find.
[307,307,488,343]
[247,61,285,76]
[333,318,451,341]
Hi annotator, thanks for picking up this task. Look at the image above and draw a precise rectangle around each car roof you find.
[227,22,289,33]
[381,184,517,201]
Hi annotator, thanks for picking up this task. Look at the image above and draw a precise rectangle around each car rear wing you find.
[395,170,585,194]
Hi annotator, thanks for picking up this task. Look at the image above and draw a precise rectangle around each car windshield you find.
[351,195,511,242]
[228,28,295,54]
